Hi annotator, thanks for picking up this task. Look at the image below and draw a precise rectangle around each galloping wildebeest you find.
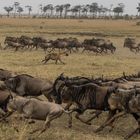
[52,74,117,127]
[0,68,16,81]
[4,40,23,51]
[4,36,18,44]
[82,45,101,54]
[0,81,12,117]
[4,74,53,102]
[7,96,72,134]
[124,38,140,53]
[83,38,116,54]
[95,88,140,139]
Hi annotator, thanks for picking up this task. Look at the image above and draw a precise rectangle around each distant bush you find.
[32,15,37,18]
[136,21,140,26]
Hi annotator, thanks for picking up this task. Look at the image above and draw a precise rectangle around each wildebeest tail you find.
[63,109,73,114]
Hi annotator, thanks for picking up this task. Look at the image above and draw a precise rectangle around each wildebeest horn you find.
[123,72,126,78]
[101,75,104,80]
[59,73,65,79]
[60,73,64,77]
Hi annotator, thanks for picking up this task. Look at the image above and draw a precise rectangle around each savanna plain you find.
[0,18,140,140]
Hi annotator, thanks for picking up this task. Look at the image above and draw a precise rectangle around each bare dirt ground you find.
[0,18,140,140]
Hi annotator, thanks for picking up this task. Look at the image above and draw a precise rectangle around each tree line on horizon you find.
[2,2,140,19]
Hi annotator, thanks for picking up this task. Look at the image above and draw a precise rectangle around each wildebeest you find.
[32,37,47,50]
[50,38,81,53]
[0,90,11,116]
[4,74,53,102]
[7,96,72,134]
[18,35,34,50]
[38,42,53,53]
[0,82,12,117]
[95,87,140,139]
[52,74,117,127]
[0,68,16,81]
[42,52,69,65]
[4,40,23,51]
[82,45,101,54]
[4,36,18,44]
[124,38,140,53]
[83,38,116,54]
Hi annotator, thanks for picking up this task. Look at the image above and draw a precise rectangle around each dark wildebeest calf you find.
[0,68,16,81]
[4,74,53,102]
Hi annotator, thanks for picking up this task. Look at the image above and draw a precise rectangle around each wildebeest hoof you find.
[68,125,72,128]
[28,120,35,124]
[86,122,91,125]
[29,131,34,134]
[64,125,72,129]
[28,137,35,140]
[94,127,103,133]
[14,127,19,133]
[108,127,113,133]
[124,136,129,140]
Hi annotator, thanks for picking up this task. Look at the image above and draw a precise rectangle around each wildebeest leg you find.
[59,59,65,65]
[0,108,6,116]
[95,110,116,132]
[75,111,91,125]
[82,48,86,53]
[14,46,19,52]
[68,113,72,128]
[42,58,50,64]
[64,102,72,110]
[85,110,102,123]
[0,111,14,122]
[125,127,140,140]
[38,111,63,135]
[124,114,140,139]
[55,59,58,64]
[95,111,126,132]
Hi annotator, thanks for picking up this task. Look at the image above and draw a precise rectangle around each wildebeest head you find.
[0,69,15,81]
[4,77,20,92]
[52,73,68,104]
[7,98,16,112]
[128,94,140,113]
[7,95,23,112]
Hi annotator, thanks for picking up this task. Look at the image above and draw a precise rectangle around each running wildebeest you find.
[7,96,72,135]
[4,74,54,102]
[95,87,140,139]
[0,68,16,81]
[0,82,12,117]
[52,74,117,127]
[124,38,140,53]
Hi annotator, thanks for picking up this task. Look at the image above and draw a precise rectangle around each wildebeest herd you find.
[3,36,140,60]
[0,68,140,139]
[3,35,117,54]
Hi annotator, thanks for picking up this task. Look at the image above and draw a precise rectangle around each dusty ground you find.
[0,18,140,140]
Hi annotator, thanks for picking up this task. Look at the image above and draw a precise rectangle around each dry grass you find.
[0,18,140,140]
[0,18,140,38]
